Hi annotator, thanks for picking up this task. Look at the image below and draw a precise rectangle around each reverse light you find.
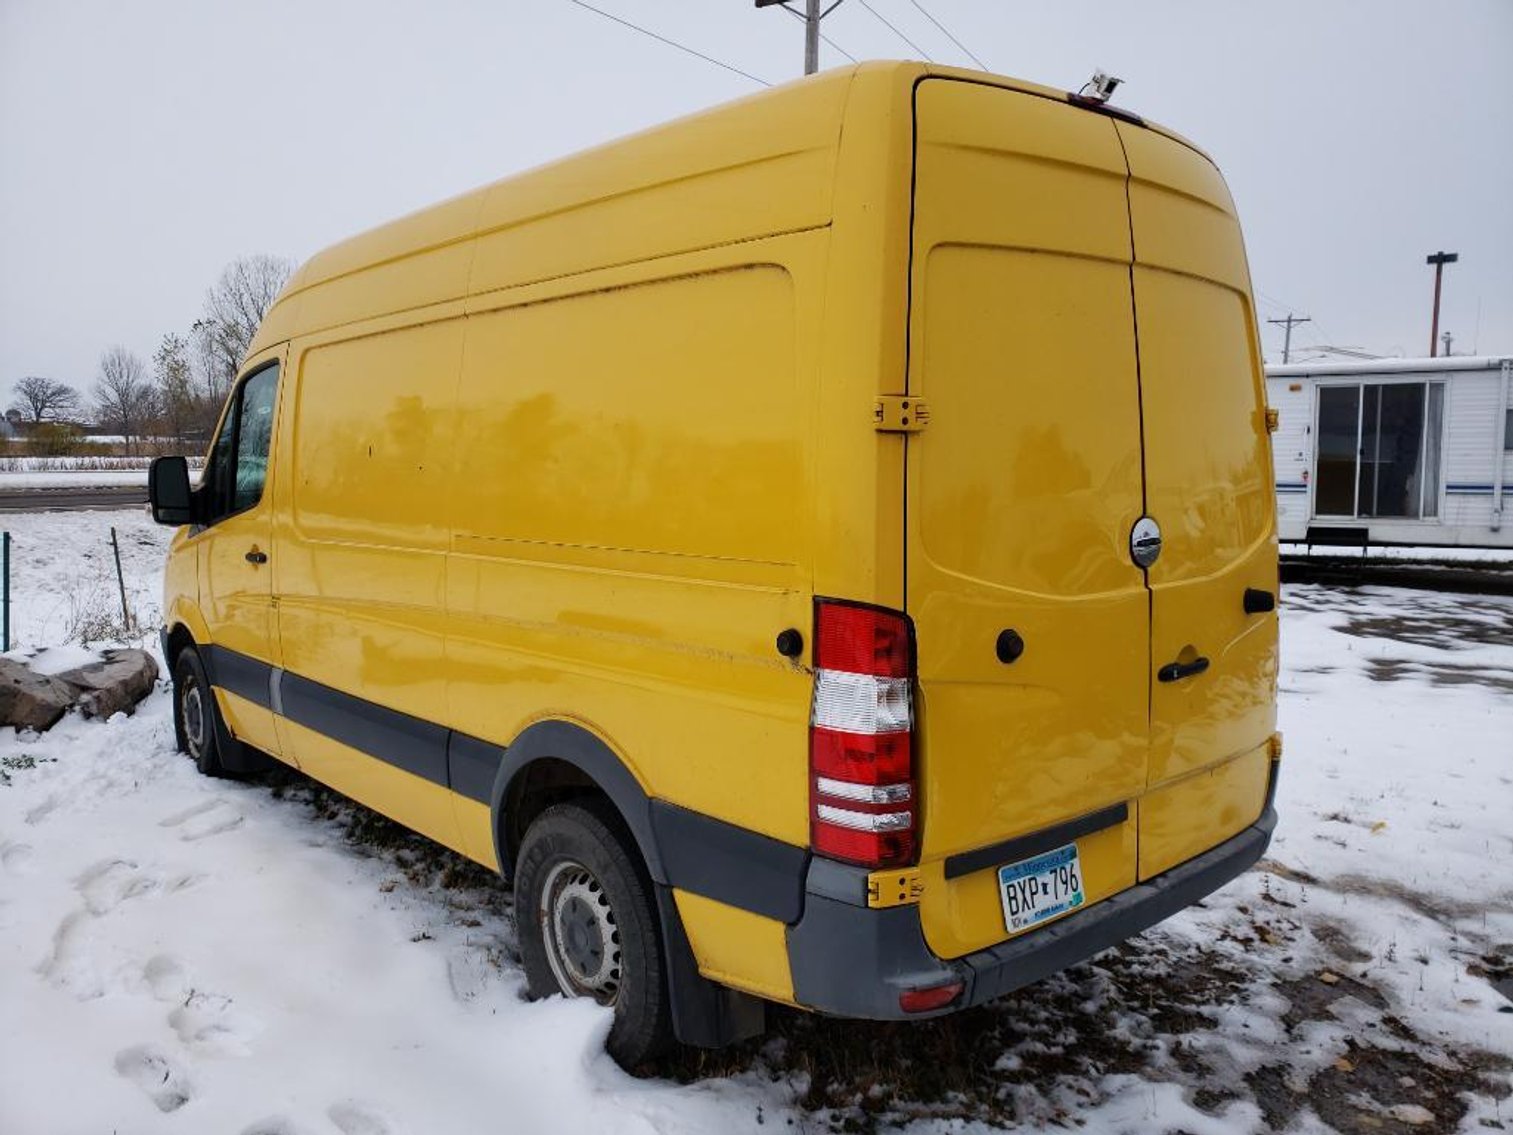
[809,599,918,868]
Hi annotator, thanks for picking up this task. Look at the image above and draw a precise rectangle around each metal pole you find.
[804,0,820,74]
[2,531,9,652]
[1426,250,1458,358]
[110,526,131,632]
[1266,314,1310,365]
[1430,262,1444,357]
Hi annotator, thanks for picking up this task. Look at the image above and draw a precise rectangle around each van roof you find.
[251,61,1210,356]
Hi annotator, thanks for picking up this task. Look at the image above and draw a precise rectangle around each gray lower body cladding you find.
[787,803,1277,1019]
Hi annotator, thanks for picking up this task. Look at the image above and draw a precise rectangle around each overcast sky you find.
[2,0,1509,402]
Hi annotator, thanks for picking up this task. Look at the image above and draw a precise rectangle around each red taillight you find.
[898,980,964,1014]
[809,599,917,869]
[814,601,912,677]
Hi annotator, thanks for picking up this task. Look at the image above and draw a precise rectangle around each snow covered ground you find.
[1,509,1510,1135]
[0,469,153,488]
[0,457,157,472]
[0,456,203,489]
[1282,546,1513,567]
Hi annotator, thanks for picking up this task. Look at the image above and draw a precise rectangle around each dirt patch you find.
[1311,921,1374,965]
[1331,873,1485,925]
[1365,657,1513,694]
[1247,1062,1306,1131]
[1308,1039,1511,1135]
[1469,946,1513,1007]
[1334,603,1513,650]
[1277,969,1388,1031]
[1257,857,1322,887]
[653,938,1262,1131]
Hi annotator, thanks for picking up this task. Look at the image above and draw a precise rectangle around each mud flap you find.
[653,884,766,1048]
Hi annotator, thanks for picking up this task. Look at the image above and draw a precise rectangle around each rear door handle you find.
[245,548,268,564]
[1158,656,1209,683]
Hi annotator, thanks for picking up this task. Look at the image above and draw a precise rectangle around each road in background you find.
[0,486,149,512]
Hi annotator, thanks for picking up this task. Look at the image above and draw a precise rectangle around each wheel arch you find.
[490,719,666,887]
[489,717,767,1049]
[163,622,199,669]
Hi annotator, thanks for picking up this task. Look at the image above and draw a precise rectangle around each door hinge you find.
[874,395,929,433]
[1265,407,1280,433]
[867,867,925,908]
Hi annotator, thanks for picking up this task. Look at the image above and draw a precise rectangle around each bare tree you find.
[193,253,294,402]
[153,333,198,446]
[9,375,82,424]
[92,347,156,456]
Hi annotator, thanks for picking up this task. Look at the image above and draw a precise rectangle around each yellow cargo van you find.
[149,61,1281,1065]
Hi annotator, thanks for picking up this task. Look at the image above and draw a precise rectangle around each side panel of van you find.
[447,255,815,838]
[904,80,1149,959]
[275,318,469,856]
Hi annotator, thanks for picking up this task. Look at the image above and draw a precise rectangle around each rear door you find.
[904,80,1148,959]
[1115,123,1278,880]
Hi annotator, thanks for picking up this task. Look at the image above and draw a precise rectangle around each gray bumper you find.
[786,803,1277,1020]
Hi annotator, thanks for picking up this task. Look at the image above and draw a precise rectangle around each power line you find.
[906,0,987,70]
[857,0,933,61]
[565,0,771,87]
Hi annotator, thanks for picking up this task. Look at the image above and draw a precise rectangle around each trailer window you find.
[1315,386,1360,515]
[1314,381,1445,520]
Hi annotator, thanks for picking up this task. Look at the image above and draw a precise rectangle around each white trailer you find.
[1266,356,1513,548]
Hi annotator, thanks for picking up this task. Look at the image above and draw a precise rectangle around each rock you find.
[0,658,76,732]
[53,649,160,720]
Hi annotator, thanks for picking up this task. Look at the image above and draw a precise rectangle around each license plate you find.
[998,842,1085,935]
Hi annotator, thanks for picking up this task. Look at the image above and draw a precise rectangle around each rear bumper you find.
[786,797,1277,1019]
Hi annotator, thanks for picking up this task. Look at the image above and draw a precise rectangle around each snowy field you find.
[0,456,203,490]
[1,509,1510,1135]
[0,469,152,488]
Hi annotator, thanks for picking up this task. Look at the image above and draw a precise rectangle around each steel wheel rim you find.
[181,678,207,758]
[539,858,621,1005]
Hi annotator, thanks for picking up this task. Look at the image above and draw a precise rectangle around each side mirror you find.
[148,456,195,525]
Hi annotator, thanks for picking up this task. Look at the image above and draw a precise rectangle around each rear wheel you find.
[516,799,673,1067]
[172,649,227,777]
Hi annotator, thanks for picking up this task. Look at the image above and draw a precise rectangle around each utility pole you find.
[756,0,826,75]
[1426,250,1458,357]
[1267,314,1311,364]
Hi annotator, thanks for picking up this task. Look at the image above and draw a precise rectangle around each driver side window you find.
[203,363,279,525]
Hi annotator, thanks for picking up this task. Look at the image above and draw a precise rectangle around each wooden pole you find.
[110,527,131,632]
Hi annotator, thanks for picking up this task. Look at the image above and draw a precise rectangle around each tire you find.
[172,649,228,777]
[516,799,674,1067]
